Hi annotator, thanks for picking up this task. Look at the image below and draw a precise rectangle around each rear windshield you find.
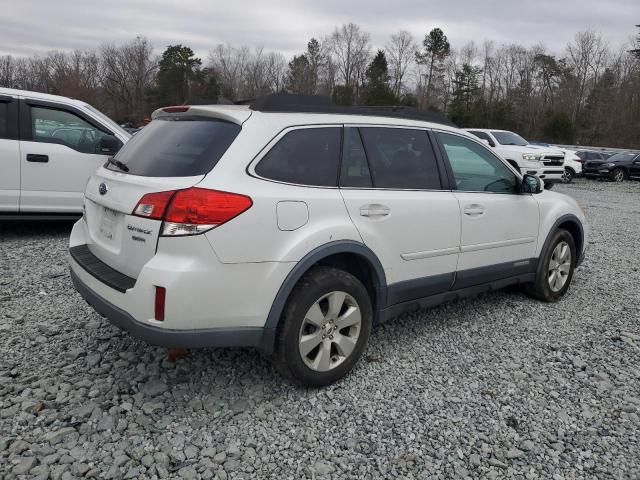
[108,117,241,177]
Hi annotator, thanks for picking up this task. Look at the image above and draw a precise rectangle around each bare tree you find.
[329,23,371,95]
[386,30,416,98]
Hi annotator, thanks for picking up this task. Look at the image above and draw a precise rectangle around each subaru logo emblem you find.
[99,183,108,195]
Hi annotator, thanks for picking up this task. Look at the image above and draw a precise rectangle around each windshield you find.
[107,117,241,177]
[491,131,528,147]
[607,152,638,162]
[83,103,130,139]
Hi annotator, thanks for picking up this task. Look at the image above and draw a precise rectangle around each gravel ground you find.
[1,178,639,480]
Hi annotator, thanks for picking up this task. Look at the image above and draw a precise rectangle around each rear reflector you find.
[162,106,190,113]
[155,286,166,321]
[132,187,252,236]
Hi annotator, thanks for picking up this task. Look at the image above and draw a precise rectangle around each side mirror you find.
[522,174,543,194]
[98,134,122,156]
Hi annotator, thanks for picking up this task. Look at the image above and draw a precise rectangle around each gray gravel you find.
[1,178,639,479]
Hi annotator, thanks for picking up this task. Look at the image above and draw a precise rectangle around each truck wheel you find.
[562,168,574,184]
[525,229,576,302]
[273,267,372,387]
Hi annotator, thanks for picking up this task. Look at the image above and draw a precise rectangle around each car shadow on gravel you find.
[0,220,76,239]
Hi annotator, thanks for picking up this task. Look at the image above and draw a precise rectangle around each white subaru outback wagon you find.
[69,94,587,386]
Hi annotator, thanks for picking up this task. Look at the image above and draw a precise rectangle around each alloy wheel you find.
[548,241,571,292]
[614,169,624,182]
[298,291,362,372]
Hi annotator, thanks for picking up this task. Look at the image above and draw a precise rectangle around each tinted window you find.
[110,117,241,177]
[469,130,494,146]
[256,128,341,186]
[340,128,372,188]
[359,128,441,189]
[437,132,518,193]
[31,106,112,154]
[0,102,7,139]
[490,131,528,146]
[607,152,637,162]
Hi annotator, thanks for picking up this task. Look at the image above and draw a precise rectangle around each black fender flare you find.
[537,214,585,274]
[260,240,387,354]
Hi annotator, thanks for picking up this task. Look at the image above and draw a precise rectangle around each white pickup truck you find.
[0,87,131,219]
[466,129,565,188]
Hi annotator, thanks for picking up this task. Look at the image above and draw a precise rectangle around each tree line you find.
[1,24,639,148]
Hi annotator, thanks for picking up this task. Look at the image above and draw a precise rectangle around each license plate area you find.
[100,206,119,240]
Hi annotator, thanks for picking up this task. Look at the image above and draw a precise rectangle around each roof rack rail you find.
[248,93,457,127]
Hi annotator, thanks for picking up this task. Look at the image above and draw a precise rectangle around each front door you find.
[339,126,461,306]
[434,131,540,289]
[630,154,640,179]
[19,102,118,213]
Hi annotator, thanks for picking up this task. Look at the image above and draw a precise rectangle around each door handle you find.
[26,154,49,163]
[463,204,485,216]
[360,204,390,217]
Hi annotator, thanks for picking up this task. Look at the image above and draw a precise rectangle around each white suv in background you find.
[0,88,130,219]
[467,129,565,188]
[69,95,587,386]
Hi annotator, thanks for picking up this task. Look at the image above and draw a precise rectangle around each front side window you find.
[31,106,112,154]
[358,127,441,189]
[256,127,341,186]
[468,130,494,146]
[490,131,528,147]
[437,132,518,193]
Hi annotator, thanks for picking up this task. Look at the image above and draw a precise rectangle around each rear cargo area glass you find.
[108,117,240,177]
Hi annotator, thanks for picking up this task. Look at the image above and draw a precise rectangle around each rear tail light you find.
[132,187,252,236]
[155,286,166,321]
[133,191,175,220]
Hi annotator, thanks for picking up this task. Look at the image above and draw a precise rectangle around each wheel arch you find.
[260,240,387,354]
[539,214,584,269]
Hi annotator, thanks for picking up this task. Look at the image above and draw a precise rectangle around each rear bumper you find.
[71,268,272,350]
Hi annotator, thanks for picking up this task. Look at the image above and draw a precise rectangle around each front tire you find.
[562,168,574,184]
[525,229,576,302]
[612,168,625,183]
[274,267,372,387]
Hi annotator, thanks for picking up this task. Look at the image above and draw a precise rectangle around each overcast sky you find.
[1,0,637,59]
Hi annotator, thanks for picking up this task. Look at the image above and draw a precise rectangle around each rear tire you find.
[525,229,576,302]
[273,267,372,387]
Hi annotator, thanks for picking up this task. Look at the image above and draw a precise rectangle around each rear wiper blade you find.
[106,157,129,172]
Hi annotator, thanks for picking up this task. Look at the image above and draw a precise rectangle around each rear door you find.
[434,131,539,289]
[339,126,461,305]
[82,114,242,278]
[0,95,20,212]
[18,100,121,213]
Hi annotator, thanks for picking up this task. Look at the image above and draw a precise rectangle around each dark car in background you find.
[583,152,640,182]
[576,150,612,164]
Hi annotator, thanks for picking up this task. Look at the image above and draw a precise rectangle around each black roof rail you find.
[249,93,457,127]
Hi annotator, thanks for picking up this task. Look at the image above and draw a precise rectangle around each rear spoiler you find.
[151,105,252,125]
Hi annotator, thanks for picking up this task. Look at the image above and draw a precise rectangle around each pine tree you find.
[363,50,397,106]
[416,28,450,108]
[449,63,482,126]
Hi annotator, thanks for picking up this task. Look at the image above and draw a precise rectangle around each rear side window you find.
[359,127,441,189]
[110,117,241,177]
[256,127,341,186]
